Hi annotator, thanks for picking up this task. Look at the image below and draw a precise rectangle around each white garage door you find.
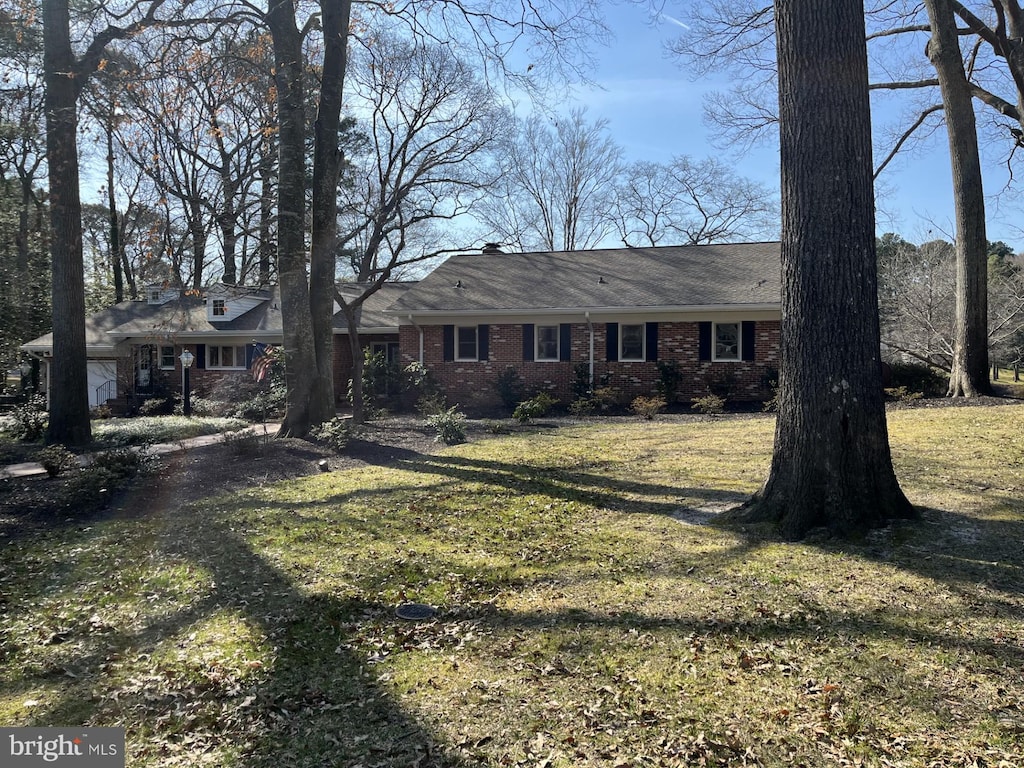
[87,361,118,407]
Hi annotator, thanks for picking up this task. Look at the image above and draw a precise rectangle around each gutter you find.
[585,311,594,389]
[393,303,781,320]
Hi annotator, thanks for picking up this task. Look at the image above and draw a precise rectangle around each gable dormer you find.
[146,285,179,305]
[205,285,269,322]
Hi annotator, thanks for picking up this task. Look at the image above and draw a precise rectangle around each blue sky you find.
[569,4,1023,252]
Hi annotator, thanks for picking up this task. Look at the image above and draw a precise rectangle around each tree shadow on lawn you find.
[443,597,1024,668]
[7,465,469,767]
[389,448,1024,626]
[226,443,1024,628]
[9,448,1022,766]
[817,501,1024,607]
[389,452,749,520]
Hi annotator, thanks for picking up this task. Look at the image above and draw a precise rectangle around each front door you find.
[136,346,153,390]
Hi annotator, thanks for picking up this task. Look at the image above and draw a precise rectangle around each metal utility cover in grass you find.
[395,603,437,621]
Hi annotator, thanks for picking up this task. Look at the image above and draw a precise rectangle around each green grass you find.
[992,369,1024,398]
[1,407,1023,766]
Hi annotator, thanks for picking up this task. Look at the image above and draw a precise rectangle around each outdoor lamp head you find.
[179,350,195,368]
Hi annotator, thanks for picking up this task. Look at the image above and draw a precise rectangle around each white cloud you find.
[659,13,690,30]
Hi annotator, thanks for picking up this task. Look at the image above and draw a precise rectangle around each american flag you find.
[251,342,276,382]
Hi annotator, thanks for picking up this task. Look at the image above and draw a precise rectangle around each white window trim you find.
[455,326,478,362]
[211,299,227,317]
[207,344,248,370]
[158,345,176,370]
[712,322,742,362]
[535,324,560,362]
[619,323,645,362]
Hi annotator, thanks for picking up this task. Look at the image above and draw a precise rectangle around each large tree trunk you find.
[214,121,239,285]
[926,0,991,397]
[730,0,914,539]
[307,0,353,428]
[268,2,320,438]
[188,199,206,291]
[218,178,238,285]
[42,0,91,446]
[258,136,274,286]
[106,117,124,302]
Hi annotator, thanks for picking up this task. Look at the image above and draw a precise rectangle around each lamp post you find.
[179,349,195,416]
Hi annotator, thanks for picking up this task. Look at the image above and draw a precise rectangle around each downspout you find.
[585,311,594,390]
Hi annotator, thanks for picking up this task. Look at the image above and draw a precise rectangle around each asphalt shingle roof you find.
[388,242,781,315]
[22,283,416,350]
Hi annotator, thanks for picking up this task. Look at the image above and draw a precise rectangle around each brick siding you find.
[400,321,780,412]
[148,322,779,414]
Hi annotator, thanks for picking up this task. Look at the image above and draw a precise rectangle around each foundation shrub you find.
[655,360,682,404]
[495,366,526,413]
[513,392,559,424]
[426,406,467,445]
[631,395,667,420]
[692,393,726,415]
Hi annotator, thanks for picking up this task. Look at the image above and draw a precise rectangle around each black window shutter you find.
[522,324,535,361]
[645,322,659,362]
[606,323,619,362]
[559,323,572,362]
[698,322,712,362]
[742,321,756,361]
[245,344,255,369]
[196,344,206,369]
[478,324,490,361]
[442,325,455,361]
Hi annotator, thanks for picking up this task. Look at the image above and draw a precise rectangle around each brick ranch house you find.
[22,242,782,411]
[392,242,781,410]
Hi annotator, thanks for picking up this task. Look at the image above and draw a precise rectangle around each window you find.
[620,324,645,361]
[371,342,400,364]
[456,326,478,361]
[149,289,162,303]
[212,299,227,317]
[714,322,740,361]
[208,344,246,369]
[444,324,488,362]
[536,325,559,361]
[159,346,176,370]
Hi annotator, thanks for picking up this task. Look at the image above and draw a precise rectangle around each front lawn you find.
[0,406,1021,766]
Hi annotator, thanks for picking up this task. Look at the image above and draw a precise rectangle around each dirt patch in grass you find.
[0,417,450,539]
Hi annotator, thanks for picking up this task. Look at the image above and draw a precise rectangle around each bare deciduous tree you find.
[923,0,991,396]
[477,107,623,251]
[615,156,777,246]
[0,11,50,368]
[335,35,508,423]
[268,0,609,437]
